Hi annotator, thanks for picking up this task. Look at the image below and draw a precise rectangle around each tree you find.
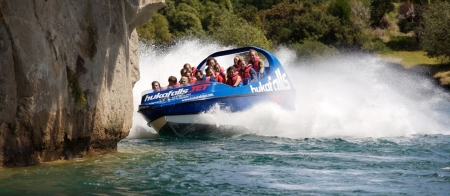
[210,13,272,49]
[369,0,395,28]
[260,1,332,43]
[290,39,339,60]
[328,0,352,23]
[172,11,205,37]
[136,13,172,44]
[421,1,450,59]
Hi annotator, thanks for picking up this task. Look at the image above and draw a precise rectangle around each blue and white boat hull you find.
[138,46,296,137]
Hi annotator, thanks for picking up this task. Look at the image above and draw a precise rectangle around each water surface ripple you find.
[1,135,449,195]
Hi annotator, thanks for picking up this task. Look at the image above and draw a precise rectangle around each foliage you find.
[328,0,352,23]
[386,36,419,51]
[369,0,395,28]
[397,0,428,41]
[66,67,87,109]
[231,0,285,11]
[260,1,333,44]
[289,39,339,60]
[210,13,272,49]
[135,0,450,60]
[171,11,204,37]
[136,13,172,44]
[360,34,392,53]
[349,0,370,30]
[421,1,450,59]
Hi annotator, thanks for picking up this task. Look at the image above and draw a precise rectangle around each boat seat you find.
[265,67,271,75]
[243,78,249,85]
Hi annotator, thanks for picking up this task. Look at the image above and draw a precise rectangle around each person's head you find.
[248,49,258,62]
[152,81,161,90]
[206,57,217,67]
[227,66,236,76]
[179,76,188,85]
[185,71,193,77]
[238,59,247,69]
[168,76,177,86]
[180,68,187,77]
[183,63,192,70]
[195,70,204,80]
[233,56,241,66]
[206,68,215,77]
[213,63,222,72]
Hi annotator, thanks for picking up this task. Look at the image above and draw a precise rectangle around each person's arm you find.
[233,76,242,87]
[259,61,265,73]
[250,68,257,83]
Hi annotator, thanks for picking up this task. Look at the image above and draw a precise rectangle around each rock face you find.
[0,0,164,166]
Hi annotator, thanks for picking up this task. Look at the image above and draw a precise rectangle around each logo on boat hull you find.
[144,88,189,102]
[250,68,291,93]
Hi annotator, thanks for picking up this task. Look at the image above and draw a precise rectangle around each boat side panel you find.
[139,91,295,123]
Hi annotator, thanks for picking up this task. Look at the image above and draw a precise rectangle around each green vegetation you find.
[421,1,450,60]
[66,67,87,109]
[136,0,450,64]
[8,123,17,136]
[377,51,441,68]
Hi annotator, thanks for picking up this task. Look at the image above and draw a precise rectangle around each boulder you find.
[0,0,165,166]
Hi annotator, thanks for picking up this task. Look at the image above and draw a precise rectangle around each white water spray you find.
[128,40,450,139]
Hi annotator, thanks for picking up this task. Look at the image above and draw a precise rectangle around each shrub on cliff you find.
[136,13,172,44]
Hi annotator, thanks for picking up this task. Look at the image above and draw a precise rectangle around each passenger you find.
[212,64,225,83]
[206,57,224,73]
[195,69,216,83]
[180,68,187,78]
[205,68,222,83]
[232,55,241,70]
[236,56,246,75]
[248,49,264,78]
[185,71,197,84]
[183,63,197,75]
[238,59,258,83]
[179,76,190,86]
[151,81,164,91]
[226,66,242,87]
[167,76,180,89]
[210,68,225,83]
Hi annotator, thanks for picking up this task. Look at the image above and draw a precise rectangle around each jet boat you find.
[138,46,296,137]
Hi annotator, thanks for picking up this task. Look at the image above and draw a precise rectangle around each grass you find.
[376,50,442,68]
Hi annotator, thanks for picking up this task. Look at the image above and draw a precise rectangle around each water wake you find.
[129,40,450,139]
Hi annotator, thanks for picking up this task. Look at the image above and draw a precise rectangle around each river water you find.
[1,40,449,195]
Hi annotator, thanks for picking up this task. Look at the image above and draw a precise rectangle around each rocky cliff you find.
[0,0,164,166]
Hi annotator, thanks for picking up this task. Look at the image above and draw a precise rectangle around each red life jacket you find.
[249,57,261,72]
[215,72,225,83]
[226,72,239,86]
[240,65,252,79]
[167,83,180,89]
[192,67,197,74]
[205,76,211,82]
[190,77,197,84]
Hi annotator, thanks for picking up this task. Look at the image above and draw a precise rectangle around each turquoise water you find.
[1,135,449,195]
[2,41,450,195]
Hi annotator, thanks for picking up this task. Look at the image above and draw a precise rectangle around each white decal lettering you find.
[144,88,190,101]
[250,68,291,93]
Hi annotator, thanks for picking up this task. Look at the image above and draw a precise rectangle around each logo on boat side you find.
[144,88,190,102]
[250,68,291,93]
[189,83,210,93]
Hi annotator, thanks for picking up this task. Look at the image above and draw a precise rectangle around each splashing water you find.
[129,40,450,139]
